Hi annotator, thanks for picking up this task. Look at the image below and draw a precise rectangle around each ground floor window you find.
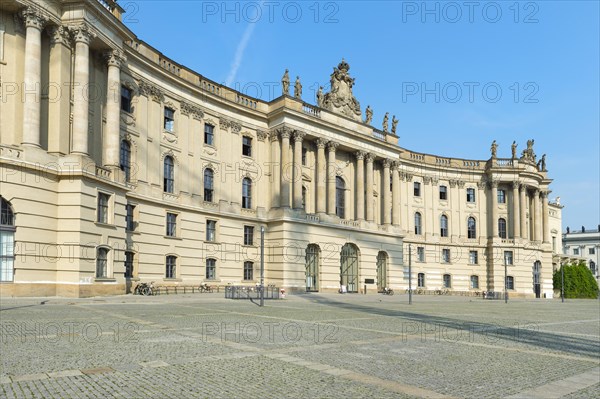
[124,251,134,278]
[442,274,451,288]
[417,273,425,288]
[96,248,109,278]
[243,261,254,281]
[506,276,514,290]
[470,275,479,289]
[206,258,216,280]
[166,256,177,278]
[0,229,15,282]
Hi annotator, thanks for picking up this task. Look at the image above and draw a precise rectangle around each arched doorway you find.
[340,243,359,293]
[533,261,541,298]
[305,244,320,292]
[376,251,388,292]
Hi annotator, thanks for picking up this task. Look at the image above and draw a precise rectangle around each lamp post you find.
[260,226,265,307]
[561,262,565,303]
[408,243,412,305]
[504,262,508,304]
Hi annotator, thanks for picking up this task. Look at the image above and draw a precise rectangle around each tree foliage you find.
[553,261,599,299]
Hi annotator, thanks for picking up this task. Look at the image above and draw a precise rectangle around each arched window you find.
[335,176,345,218]
[305,244,320,292]
[204,168,214,202]
[590,261,597,276]
[414,212,422,235]
[467,217,476,239]
[0,197,15,282]
[242,178,252,209]
[498,218,507,239]
[440,215,448,237]
[120,140,131,182]
[96,247,109,278]
[443,274,452,288]
[163,156,174,193]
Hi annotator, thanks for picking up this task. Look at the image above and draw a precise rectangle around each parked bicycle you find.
[134,281,155,296]
[381,287,394,295]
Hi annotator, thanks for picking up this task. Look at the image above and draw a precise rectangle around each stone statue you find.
[537,154,546,171]
[294,76,302,99]
[391,115,398,134]
[511,141,517,159]
[321,59,362,121]
[382,112,389,133]
[281,69,290,96]
[316,86,323,107]
[365,105,373,124]
[490,140,498,158]
[522,138,536,162]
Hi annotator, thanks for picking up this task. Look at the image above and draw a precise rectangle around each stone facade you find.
[562,226,600,280]
[0,0,561,298]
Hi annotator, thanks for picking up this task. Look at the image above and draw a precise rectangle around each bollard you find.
[364,284,367,294]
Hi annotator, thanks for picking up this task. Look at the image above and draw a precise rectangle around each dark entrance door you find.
[533,261,541,298]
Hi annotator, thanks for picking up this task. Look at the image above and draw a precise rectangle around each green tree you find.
[553,261,599,299]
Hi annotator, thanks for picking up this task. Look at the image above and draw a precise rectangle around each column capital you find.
[391,161,400,171]
[269,130,280,142]
[71,24,95,45]
[382,158,392,168]
[104,49,126,68]
[278,126,292,139]
[327,141,339,152]
[20,7,48,30]
[138,79,164,102]
[49,25,71,47]
[293,130,306,143]
[256,130,268,142]
[365,152,374,163]
[512,180,520,190]
[355,150,366,160]
[316,137,327,149]
[476,180,486,189]
[488,180,499,189]
[180,102,204,120]
[540,190,549,198]
[423,176,431,185]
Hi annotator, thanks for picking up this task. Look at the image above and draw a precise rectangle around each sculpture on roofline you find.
[382,112,389,133]
[281,69,290,95]
[316,86,324,107]
[365,105,373,124]
[391,115,398,134]
[537,154,547,171]
[511,141,517,159]
[490,140,498,158]
[521,138,536,162]
[294,76,302,99]
[321,58,362,121]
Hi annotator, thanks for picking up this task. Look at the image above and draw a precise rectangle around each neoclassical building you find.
[0,0,562,297]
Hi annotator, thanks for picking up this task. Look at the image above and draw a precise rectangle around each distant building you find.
[562,226,600,279]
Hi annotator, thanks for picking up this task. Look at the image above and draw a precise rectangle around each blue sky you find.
[123,1,599,231]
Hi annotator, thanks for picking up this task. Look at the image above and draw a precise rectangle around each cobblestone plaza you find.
[1,294,598,398]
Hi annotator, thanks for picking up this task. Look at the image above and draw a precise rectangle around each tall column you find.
[355,151,365,221]
[542,191,550,243]
[382,159,391,225]
[104,50,125,167]
[292,131,305,209]
[316,138,327,213]
[279,127,291,208]
[326,141,339,215]
[365,153,374,222]
[532,188,540,241]
[269,131,280,208]
[512,181,520,239]
[520,185,528,239]
[391,162,400,226]
[71,24,95,155]
[48,26,72,155]
[490,180,499,238]
[20,8,47,148]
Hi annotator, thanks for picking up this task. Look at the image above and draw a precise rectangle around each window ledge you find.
[94,278,117,283]
[95,222,117,229]
[164,236,183,240]
[163,278,182,282]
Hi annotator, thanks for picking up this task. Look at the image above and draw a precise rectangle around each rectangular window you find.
[126,203,135,232]
[417,273,425,288]
[417,247,425,262]
[442,248,450,263]
[96,248,108,278]
[497,189,506,204]
[466,188,476,203]
[469,250,478,265]
[206,220,216,242]
[504,250,513,265]
[413,182,421,197]
[0,230,15,282]
[589,248,596,255]
[164,107,175,132]
[166,213,177,237]
[506,276,514,290]
[204,124,214,146]
[121,86,132,113]
[243,261,253,280]
[124,251,134,278]
[243,226,254,246]
[242,136,252,157]
[206,258,216,280]
[573,248,579,255]
[439,185,447,200]
[97,193,110,224]
[165,256,176,278]
[302,147,307,166]
[470,275,479,289]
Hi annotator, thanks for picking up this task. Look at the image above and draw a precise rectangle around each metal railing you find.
[225,285,280,299]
